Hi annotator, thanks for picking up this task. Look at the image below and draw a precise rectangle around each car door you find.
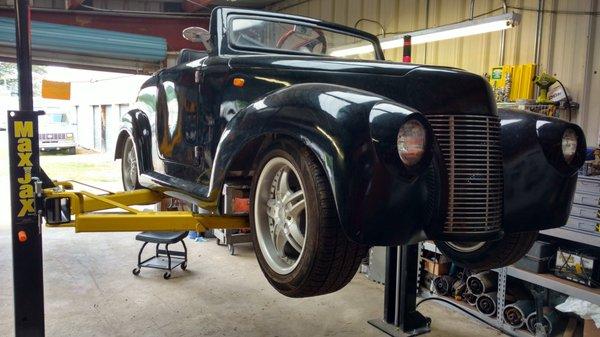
[156,62,204,182]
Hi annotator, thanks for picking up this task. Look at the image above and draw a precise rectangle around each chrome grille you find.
[427,115,503,234]
[40,133,66,140]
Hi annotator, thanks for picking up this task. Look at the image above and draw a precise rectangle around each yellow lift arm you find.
[43,182,249,233]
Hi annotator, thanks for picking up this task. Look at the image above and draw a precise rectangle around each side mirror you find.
[45,197,71,225]
[182,27,213,53]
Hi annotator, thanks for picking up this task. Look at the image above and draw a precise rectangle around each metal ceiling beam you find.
[0,7,209,52]
[66,0,85,10]
[181,0,212,13]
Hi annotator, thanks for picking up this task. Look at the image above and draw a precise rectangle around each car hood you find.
[228,55,497,116]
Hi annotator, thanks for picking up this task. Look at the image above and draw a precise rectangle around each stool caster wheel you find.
[132,267,140,276]
[163,272,171,279]
[228,244,235,255]
[181,262,187,270]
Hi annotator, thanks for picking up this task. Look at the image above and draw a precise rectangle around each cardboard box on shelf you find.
[422,257,450,276]
[583,319,600,337]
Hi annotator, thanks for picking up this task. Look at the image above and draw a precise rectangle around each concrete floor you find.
[0,133,506,336]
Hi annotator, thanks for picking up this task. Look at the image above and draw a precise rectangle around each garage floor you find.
[0,135,505,337]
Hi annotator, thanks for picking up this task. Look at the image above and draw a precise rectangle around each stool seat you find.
[133,231,189,279]
[135,231,188,244]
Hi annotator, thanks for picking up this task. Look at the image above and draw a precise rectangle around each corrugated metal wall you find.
[0,17,167,62]
[0,0,163,11]
[269,0,600,145]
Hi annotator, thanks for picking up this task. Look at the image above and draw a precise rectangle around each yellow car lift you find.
[43,181,249,233]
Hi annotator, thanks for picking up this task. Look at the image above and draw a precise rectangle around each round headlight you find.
[562,128,578,164]
[397,119,427,166]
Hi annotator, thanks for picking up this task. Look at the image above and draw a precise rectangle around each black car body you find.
[116,8,585,293]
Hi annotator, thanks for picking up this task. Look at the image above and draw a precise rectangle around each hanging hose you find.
[416,297,504,334]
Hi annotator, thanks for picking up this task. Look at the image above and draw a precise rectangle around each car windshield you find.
[229,17,379,60]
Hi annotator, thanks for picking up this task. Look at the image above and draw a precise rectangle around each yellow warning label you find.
[14,121,35,217]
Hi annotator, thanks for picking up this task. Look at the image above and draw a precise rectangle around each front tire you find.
[435,231,538,271]
[250,139,367,297]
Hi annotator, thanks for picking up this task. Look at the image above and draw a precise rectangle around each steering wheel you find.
[276,26,327,54]
[236,29,269,49]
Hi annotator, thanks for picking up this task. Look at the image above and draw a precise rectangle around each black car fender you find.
[211,83,436,244]
[114,109,153,174]
[499,108,586,233]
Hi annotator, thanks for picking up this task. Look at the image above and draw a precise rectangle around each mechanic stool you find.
[132,231,188,279]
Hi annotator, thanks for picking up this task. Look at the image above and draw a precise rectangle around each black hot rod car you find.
[115,7,585,297]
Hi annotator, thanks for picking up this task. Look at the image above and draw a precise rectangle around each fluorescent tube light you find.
[330,12,520,57]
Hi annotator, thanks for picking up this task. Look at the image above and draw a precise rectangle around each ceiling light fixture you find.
[331,12,521,57]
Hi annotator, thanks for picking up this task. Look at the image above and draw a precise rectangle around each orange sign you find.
[41,80,71,100]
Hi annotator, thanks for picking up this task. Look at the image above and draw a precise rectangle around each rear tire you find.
[121,137,141,191]
[250,139,367,297]
[435,231,538,271]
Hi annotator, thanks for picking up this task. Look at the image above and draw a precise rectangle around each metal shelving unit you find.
[420,241,534,336]
[420,238,600,336]
[494,266,600,306]
[540,227,600,248]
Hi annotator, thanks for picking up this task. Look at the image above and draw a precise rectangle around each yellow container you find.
[488,64,536,101]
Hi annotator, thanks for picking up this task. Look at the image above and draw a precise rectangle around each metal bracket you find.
[368,245,431,336]
[43,184,249,233]
[496,267,508,326]
[530,286,549,337]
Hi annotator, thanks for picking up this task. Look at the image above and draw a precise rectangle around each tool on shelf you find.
[451,278,467,300]
[467,271,498,295]
[476,292,498,317]
[463,291,479,306]
[525,307,560,336]
[554,248,600,288]
[529,286,549,337]
[503,300,535,329]
[534,73,557,104]
[433,275,456,296]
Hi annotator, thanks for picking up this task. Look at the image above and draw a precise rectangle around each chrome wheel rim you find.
[254,157,307,275]
[447,241,485,253]
[122,141,138,190]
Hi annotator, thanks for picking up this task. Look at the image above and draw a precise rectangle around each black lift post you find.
[9,0,46,335]
[368,244,431,337]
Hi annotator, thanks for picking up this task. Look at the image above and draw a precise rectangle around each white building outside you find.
[1,67,148,154]
[45,67,149,154]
